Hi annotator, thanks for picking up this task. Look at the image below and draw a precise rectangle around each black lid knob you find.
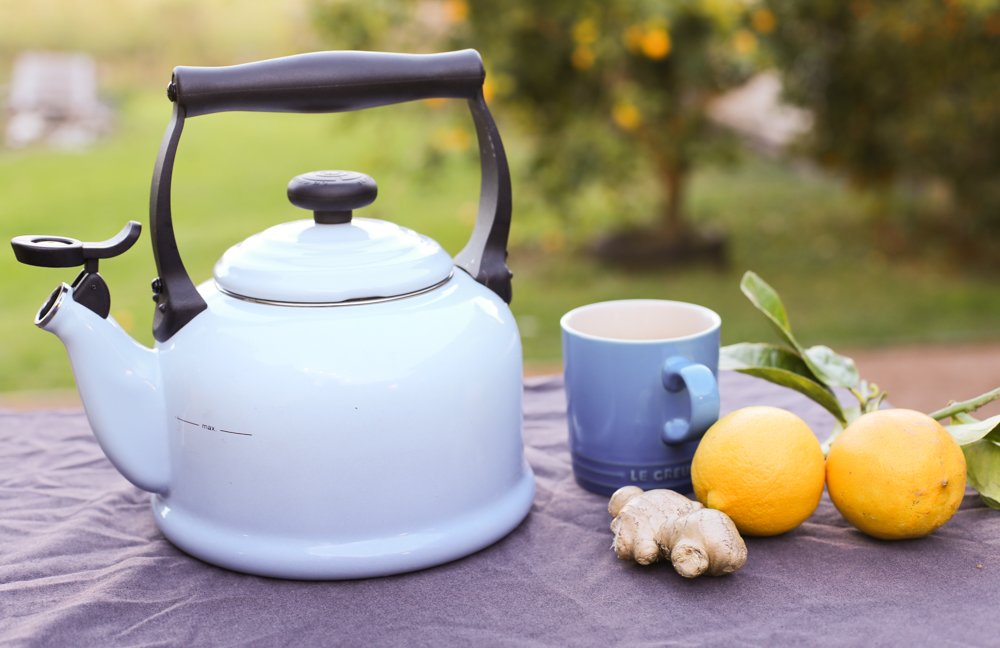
[287,170,377,224]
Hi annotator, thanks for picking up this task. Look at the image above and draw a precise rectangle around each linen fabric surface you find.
[1,372,997,646]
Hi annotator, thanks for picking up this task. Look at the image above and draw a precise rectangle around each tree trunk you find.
[662,163,688,238]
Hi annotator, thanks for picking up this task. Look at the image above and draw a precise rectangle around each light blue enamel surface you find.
[152,465,534,580]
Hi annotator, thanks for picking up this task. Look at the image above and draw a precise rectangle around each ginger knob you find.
[608,486,748,578]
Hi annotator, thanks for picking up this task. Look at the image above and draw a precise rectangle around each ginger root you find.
[608,486,747,578]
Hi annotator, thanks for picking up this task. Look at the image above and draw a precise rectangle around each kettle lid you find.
[213,171,455,304]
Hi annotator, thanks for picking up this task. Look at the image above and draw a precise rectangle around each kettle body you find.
[154,272,532,579]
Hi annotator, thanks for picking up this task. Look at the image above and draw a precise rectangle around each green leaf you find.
[980,494,1000,510]
[842,405,862,425]
[946,414,1000,446]
[739,272,859,391]
[720,342,848,423]
[730,366,848,425]
[720,342,816,379]
[962,439,1000,510]
[804,345,861,389]
[740,271,799,351]
[820,420,846,457]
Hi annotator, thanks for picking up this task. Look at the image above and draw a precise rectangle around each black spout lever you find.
[11,221,142,318]
[12,221,142,271]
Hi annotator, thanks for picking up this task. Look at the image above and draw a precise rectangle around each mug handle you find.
[660,356,720,445]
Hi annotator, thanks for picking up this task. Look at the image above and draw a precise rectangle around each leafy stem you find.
[850,380,887,414]
[721,272,875,428]
[929,387,1000,422]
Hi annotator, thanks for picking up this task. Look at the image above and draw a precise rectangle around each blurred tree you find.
[764,0,1000,259]
[311,0,766,265]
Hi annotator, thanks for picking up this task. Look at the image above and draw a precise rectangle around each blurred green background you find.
[1,0,998,394]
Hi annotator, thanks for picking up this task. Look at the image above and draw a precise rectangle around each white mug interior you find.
[561,299,720,342]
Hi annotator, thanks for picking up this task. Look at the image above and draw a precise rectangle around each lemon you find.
[826,408,966,540]
[691,406,826,536]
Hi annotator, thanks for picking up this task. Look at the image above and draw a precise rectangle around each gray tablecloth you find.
[1,373,997,647]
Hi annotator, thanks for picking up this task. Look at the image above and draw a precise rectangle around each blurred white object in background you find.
[4,51,113,149]
[707,71,812,152]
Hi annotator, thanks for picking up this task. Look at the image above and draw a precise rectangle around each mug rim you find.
[560,298,721,344]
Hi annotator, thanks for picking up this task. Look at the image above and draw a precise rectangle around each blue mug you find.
[561,299,721,496]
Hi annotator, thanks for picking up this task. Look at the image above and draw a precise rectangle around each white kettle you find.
[11,50,534,579]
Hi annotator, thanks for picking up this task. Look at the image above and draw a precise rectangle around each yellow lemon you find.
[691,406,825,536]
[826,409,966,540]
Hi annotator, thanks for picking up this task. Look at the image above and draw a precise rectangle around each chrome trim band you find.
[215,272,454,307]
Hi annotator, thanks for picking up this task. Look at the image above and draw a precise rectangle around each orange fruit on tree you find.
[691,406,826,536]
[826,408,966,540]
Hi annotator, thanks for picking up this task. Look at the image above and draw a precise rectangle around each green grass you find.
[2,91,999,392]
[515,162,1000,365]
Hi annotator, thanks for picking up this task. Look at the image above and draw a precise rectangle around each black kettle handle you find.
[170,50,485,116]
[151,49,512,342]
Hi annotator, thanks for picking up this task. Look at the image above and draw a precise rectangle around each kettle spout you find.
[37,284,170,495]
